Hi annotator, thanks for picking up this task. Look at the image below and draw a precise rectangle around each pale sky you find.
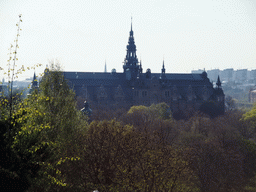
[1,0,256,80]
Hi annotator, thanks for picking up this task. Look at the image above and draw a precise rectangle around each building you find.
[235,69,248,83]
[206,69,220,83]
[220,68,234,82]
[62,23,225,116]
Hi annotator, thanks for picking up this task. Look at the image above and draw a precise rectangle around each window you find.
[142,91,147,97]
[165,91,170,97]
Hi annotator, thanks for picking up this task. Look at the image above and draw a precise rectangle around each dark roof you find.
[63,72,124,80]
[64,71,206,81]
[64,71,212,88]
[151,73,205,81]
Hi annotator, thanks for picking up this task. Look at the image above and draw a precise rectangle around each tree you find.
[243,103,256,126]
[183,137,245,192]
[7,64,88,191]
[179,112,256,191]
[80,120,194,192]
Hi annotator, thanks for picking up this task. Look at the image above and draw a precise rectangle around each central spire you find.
[123,19,140,80]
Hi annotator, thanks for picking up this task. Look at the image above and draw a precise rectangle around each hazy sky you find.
[1,0,256,80]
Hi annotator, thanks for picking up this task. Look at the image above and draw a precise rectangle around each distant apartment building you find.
[206,69,220,83]
[234,69,248,83]
[220,68,234,82]
[195,68,256,84]
[248,70,256,83]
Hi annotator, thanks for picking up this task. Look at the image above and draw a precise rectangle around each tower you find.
[123,19,140,80]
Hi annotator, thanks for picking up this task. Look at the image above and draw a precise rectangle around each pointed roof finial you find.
[131,16,133,31]
[163,60,165,69]
[129,17,134,37]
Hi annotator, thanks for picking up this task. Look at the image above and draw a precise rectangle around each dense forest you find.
[1,68,256,192]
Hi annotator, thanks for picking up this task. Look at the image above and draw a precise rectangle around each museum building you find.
[62,23,225,115]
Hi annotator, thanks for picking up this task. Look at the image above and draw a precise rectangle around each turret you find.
[215,75,225,114]
[201,68,208,79]
[216,75,221,88]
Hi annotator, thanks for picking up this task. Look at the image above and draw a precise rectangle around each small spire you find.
[216,75,221,88]
[104,60,107,73]
[139,60,142,73]
[161,60,166,78]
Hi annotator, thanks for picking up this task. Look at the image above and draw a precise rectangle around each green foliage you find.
[0,65,88,191]
[128,102,172,121]
[149,102,171,120]
[243,104,256,121]
[24,66,88,191]
[127,105,148,114]
[243,103,256,126]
